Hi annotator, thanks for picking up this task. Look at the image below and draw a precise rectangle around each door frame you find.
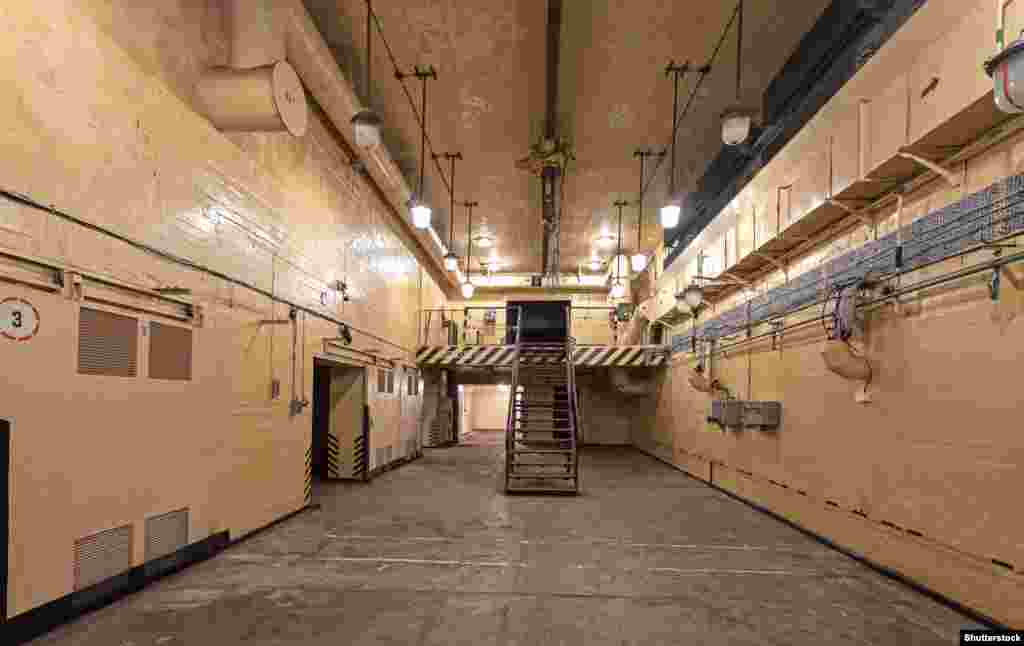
[1,418,9,623]
[312,355,370,481]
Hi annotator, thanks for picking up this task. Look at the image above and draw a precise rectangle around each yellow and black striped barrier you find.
[415,345,668,368]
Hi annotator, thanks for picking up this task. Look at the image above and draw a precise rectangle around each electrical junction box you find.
[709,401,781,430]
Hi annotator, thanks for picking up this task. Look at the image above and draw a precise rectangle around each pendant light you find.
[722,0,756,146]
[400,65,437,229]
[631,149,660,272]
[611,200,629,299]
[661,61,689,229]
[462,200,478,298]
[439,151,462,272]
[351,0,383,148]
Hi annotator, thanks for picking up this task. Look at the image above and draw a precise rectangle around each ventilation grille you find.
[74,524,133,590]
[149,322,193,381]
[145,508,189,561]
[78,308,138,377]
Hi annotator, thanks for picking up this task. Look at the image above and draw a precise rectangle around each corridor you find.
[31,435,977,645]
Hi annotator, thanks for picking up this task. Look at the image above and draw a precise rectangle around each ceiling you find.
[305,0,830,276]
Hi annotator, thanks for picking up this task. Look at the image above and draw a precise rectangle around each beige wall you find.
[465,386,511,432]
[0,0,442,618]
[636,0,1024,626]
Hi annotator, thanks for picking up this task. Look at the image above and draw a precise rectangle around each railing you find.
[565,336,580,478]
[418,306,617,347]
[503,306,523,489]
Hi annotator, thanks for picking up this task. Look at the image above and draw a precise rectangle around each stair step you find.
[508,475,576,480]
[511,449,575,454]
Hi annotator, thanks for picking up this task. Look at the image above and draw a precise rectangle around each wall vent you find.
[145,508,189,561]
[149,322,193,381]
[74,524,133,590]
[78,308,138,377]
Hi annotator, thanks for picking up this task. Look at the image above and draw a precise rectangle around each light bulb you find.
[444,253,458,272]
[722,111,752,146]
[631,253,648,273]
[596,232,617,248]
[351,109,383,149]
[660,203,681,229]
[610,281,626,299]
[461,281,475,298]
[676,283,704,311]
[411,200,432,229]
[475,233,494,249]
[589,258,603,272]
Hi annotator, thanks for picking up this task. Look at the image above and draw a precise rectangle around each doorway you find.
[311,361,368,485]
[1,418,8,623]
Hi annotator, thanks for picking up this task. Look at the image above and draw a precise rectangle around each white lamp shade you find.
[351,110,383,149]
[722,112,752,146]
[610,281,626,299]
[474,233,494,249]
[677,283,704,310]
[444,253,458,271]
[461,281,475,298]
[596,232,617,248]
[589,258,603,271]
[411,202,432,229]
[630,253,648,273]
[660,204,681,229]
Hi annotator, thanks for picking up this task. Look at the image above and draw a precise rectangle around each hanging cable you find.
[641,1,743,198]
[369,6,453,199]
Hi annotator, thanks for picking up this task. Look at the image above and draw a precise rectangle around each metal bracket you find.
[897,149,962,189]
[828,199,876,228]
[752,252,787,273]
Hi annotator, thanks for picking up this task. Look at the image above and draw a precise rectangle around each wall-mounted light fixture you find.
[661,60,689,229]
[398,65,437,229]
[351,0,383,148]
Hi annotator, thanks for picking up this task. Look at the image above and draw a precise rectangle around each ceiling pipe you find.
[541,0,564,284]
[194,0,308,137]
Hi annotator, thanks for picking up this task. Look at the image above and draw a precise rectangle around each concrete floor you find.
[32,431,978,645]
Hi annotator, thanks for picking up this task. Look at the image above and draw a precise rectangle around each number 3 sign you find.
[0,297,40,341]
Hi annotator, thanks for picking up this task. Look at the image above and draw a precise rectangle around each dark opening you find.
[506,301,570,344]
[1,418,8,624]
[311,361,332,480]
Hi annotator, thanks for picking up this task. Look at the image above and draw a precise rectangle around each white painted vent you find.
[145,508,189,561]
[74,524,133,590]
[78,308,138,377]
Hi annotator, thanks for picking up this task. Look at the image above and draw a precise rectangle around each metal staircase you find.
[504,339,580,494]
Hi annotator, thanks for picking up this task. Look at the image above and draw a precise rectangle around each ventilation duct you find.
[195,0,308,137]
[822,340,872,381]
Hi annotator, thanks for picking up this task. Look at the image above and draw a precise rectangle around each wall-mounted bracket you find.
[828,198,876,228]
[753,252,787,273]
[897,148,962,189]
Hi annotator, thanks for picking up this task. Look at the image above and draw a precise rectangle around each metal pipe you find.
[698,246,1024,359]
[0,188,414,354]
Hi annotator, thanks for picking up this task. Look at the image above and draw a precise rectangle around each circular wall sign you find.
[0,297,41,341]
